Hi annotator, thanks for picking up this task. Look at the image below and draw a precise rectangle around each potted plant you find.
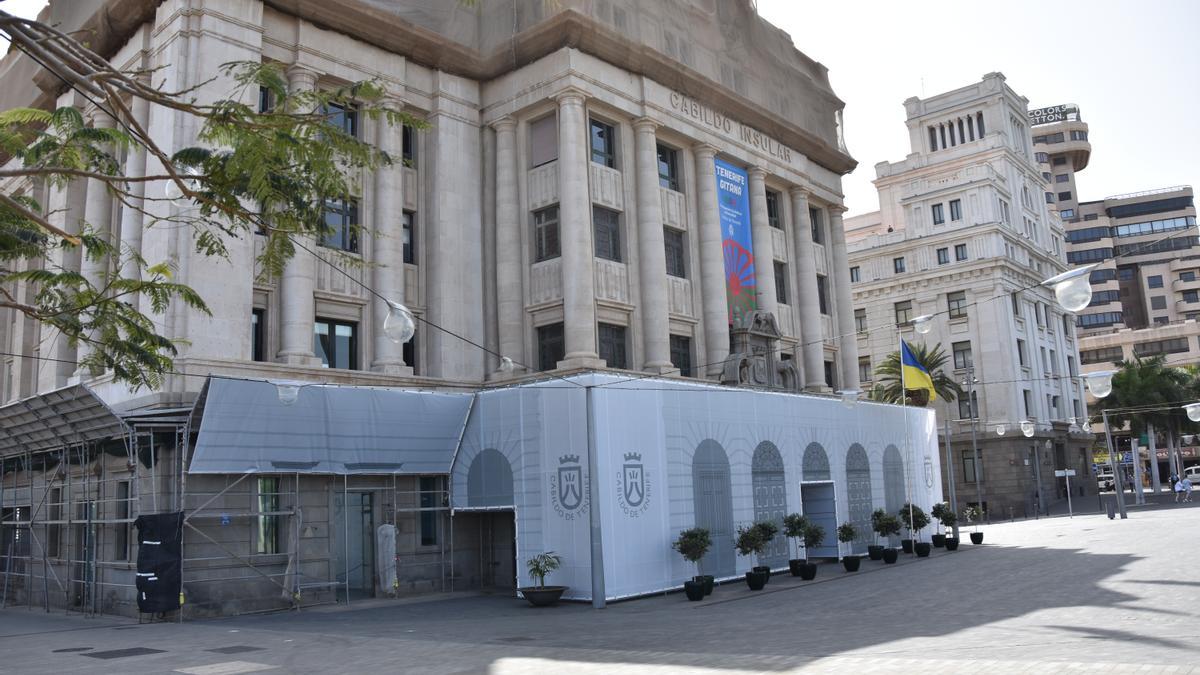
[672,527,712,600]
[937,506,960,551]
[783,513,810,576]
[751,521,779,581]
[519,552,566,607]
[837,523,860,572]
[797,522,823,580]
[963,505,984,544]
[873,512,901,564]
[930,502,949,547]
[867,509,886,560]
[735,524,769,590]
[898,503,931,555]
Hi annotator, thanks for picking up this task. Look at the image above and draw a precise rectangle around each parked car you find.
[1096,472,1115,491]
[1183,465,1200,483]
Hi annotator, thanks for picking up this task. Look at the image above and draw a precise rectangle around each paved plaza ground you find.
[2,502,1199,674]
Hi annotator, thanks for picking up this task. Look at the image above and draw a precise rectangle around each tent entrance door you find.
[454,511,516,593]
[800,481,838,559]
[333,491,375,600]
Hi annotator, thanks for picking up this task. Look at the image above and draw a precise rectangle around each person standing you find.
[1175,478,1186,503]
[1183,477,1193,503]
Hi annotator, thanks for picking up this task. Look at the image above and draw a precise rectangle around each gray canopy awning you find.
[0,384,129,457]
[190,378,474,475]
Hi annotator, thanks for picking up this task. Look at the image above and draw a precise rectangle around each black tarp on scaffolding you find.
[189,378,474,475]
[134,512,184,613]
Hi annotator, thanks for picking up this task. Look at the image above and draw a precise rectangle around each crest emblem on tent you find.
[617,452,651,517]
[550,455,587,519]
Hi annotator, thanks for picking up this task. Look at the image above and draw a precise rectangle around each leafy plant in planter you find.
[795,522,824,580]
[735,524,769,590]
[897,503,931,554]
[930,502,949,547]
[963,505,984,545]
[750,521,779,578]
[936,505,959,550]
[519,552,566,606]
[837,523,860,572]
[672,527,712,600]
[783,513,811,576]
[871,510,901,564]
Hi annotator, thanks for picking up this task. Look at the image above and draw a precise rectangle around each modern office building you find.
[846,73,1096,520]
[0,0,940,619]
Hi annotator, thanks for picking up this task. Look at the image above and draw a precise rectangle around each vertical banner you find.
[714,158,756,323]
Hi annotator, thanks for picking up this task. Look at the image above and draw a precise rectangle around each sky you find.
[4,0,1198,217]
[757,0,1200,216]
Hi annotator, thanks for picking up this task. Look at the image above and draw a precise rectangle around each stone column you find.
[747,166,777,319]
[633,118,672,373]
[694,143,728,377]
[790,188,826,391]
[371,97,412,374]
[75,109,118,377]
[492,117,525,377]
[277,65,320,365]
[118,76,150,306]
[828,205,859,392]
[555,90,602,368]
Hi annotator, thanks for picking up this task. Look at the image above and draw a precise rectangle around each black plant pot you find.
[788,559,805,576]
[867,545,884,561]
[799,561,817,580]
[882,548,899,564]
[945,537,960,551]
[695,575,714,595]
[745,570,768,591]
[931,534,946,548]
[842,556,861,572]
[519,586,567,607]
[901,539,914,554]
[914,542,932,557]
[970,532,984,545]
[753,565,771,584]
[683,580,705,601]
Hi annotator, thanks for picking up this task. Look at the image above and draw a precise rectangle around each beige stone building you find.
[846,74,1095,520]
[0,0,865,617]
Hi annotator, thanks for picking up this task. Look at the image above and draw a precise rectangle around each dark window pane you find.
[590,119,615,168]
[533,206,560,262]
[537,323,564,371]
[593,207,622,261]
[314,318,358,370]
[766,191,781,229]
[664,227,686,278]
[598,323,628,369]
[657,144,679,191]
[420,476,439,546]
[774,262,789,305]
[816,274,828,315]
[252,308,266,362]
[670,335,692,377]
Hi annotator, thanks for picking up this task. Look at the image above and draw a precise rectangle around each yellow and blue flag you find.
[901,341,937,402]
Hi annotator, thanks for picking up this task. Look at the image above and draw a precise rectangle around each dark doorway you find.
[454,511,516,592]
[800,482,838,559]
[333,491,375,600]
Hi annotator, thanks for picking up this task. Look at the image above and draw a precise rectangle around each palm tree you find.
[871,342,963,407]
[1104,356,1190,491]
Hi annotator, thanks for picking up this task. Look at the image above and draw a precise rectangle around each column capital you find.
[84,106,116,129]
[286,64,320,89]
[491,116,517,132]
[828,204,849,216]
[747,165,767,180]
[693,142,718,158]
[788,185,812,200]
[553,87,588,107]
[379,93,406,111]
[632,116,659,133]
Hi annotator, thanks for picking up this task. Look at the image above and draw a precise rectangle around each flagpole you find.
[899,331,916,556]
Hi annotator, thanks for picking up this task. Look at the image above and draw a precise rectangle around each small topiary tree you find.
[672,528,712,577]
[836,523,857,558]
[802,522,825,558]
[938,507,958,533]
[526,552,562,589]
[898,503,931,541]
[783,513,810,559]
[930,502,948,534]
[872,511,901,545]
[963,505,982,532]
[752,520,779,563]
[735,523,767,568]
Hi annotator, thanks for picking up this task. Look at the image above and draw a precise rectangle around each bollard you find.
[1106,499,1116,520]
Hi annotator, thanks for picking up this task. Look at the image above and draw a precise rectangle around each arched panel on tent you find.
[845,443,872,554]
[466,448,514,507]
[883,445,906,545]
[692,439,735,577]
[802,442,830,482]
[751,441,787,567]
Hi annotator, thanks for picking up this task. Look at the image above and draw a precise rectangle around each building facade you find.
[846,74,1095,520]
[0,0,888,617]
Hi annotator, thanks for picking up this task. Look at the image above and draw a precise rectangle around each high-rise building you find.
[847,74,1095,519]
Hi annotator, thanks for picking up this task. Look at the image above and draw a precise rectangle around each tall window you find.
[952,341,973,369]
[114,481,131,562]
[590,118,616,168]
[314,318,358,370]
[932,203,945,225]
[858,357,872,383]
[962,450,979,483]
[402,211,416,264]
[1011,292,1021,316]
[258,85,274,113]
[533,206,560,262]
[256,477,280,555]
[950,199,962,221]
[537,323,564,371]
[657,144,679,191]
[670,335,692,377]
[894,300,913,325]
[766,191,782,229]
[937,247,949,265]
[598,323,628,369]
[1023,389,1033,418]
[321,198,359,253]
[401,125,415,165]
[323,102,358,138]
[955,243,968,261]
[893,257,906,274]
[664,228,686,278]
[947,290,967,319]
[251,308,266,362]
[959,391,978,420]
[419,477,440,546]
[816,274,828,315]
[1017,339,1028,366]
[593,207,622,261]
[824,360,836,388]
[529,114,558,167]
[849,266,860,283]
[775,262,789,305]
[854,308,867,333]
[810,207,824,244]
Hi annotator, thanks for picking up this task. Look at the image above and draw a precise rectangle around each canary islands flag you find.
[901,340,937,402]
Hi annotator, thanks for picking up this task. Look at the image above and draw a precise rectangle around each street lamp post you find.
[1102,409,1128,519]
[962,368,985,521]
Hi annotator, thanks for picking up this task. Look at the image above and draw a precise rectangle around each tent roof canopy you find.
[0,384,129,458]
[189,377,474,475]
